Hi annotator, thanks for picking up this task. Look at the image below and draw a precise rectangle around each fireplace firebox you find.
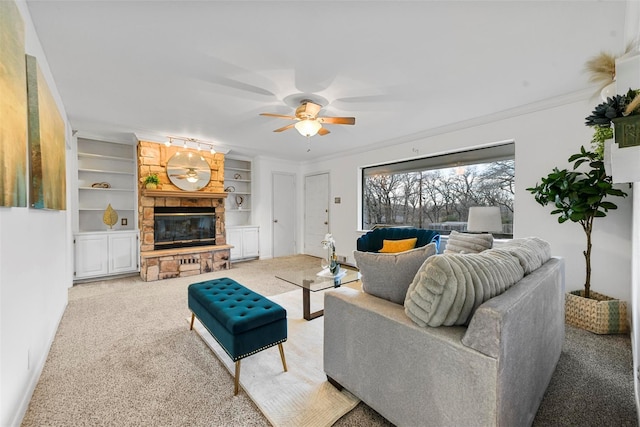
[154,207,216,250]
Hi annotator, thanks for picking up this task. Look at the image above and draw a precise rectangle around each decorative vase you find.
[330,255,340,276]
[565,290,629,334]
[145,182,157,190]
[612,115,640,148]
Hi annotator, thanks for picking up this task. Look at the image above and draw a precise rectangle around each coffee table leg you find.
[302,288,324,321]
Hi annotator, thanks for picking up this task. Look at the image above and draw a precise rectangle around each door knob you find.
[324,221,328,225]
[274,219,278,223]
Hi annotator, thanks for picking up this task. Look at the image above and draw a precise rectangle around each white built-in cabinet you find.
[227,226,260,261]
[224,157,259,261]
[74,231,138,279]
[74,137,139,279]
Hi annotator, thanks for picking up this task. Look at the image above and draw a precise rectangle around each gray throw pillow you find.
[354,243,437,305]
[498,237,551,275]
[404,249,524,327]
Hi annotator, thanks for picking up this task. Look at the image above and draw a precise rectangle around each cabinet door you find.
[75,234,109,278]
[109,233,138,274]
[242,227,260,258]
[227,228,243,260]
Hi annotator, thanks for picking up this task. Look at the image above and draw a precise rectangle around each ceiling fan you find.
[170,167,203,183]
[260,100,356,137]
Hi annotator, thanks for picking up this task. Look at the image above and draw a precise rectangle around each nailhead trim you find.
[193,312,287,361]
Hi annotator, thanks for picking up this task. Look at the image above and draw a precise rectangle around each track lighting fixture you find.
[164,136,218,154]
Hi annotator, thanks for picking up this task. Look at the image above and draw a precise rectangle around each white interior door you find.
[272,172,296,257]
[304,173,330,258]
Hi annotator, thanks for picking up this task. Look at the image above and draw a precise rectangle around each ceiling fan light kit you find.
[294,119,322,137]
[260,99,355,139]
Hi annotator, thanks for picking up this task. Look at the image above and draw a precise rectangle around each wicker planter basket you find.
[565,290,629,334]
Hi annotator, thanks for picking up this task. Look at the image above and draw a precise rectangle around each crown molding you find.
[303,88,595,165]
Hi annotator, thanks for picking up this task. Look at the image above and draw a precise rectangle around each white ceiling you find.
[26,1,629,161]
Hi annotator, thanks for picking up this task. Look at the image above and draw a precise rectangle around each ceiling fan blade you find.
[273,123,295,132]
[260,113,297,120]
[318,127,330,136]
[318,117,356,125]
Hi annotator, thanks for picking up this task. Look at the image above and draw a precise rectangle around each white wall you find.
[299,98,633,302]
[0,2,72,426]
[615,47,640,416]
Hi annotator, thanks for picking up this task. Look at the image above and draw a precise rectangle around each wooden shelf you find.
[142,190,228,199]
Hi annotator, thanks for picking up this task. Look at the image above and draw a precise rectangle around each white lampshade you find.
[295,119,322,137]
[467,206,502,233]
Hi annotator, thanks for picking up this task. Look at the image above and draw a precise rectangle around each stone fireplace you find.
[137,141,232,281]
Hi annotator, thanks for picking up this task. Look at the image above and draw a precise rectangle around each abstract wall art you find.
[0,0,28,207]
[26,54,66,210]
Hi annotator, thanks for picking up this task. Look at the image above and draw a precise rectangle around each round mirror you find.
[166,152,211,191]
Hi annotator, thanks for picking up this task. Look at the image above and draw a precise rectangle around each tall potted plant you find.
[527,146,628,333]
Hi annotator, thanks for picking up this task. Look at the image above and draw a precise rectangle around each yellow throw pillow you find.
[379,238,418,253]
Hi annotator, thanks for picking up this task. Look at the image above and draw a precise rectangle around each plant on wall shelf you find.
[144,173,160,189]
[585,88,640,156]
[526,146,627,299]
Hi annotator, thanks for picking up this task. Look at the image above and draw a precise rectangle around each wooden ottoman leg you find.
[189,313,195,330]
[278,343,288,372]
[234,360,241,395]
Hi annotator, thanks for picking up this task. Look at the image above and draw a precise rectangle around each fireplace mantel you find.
[142,190,228,199]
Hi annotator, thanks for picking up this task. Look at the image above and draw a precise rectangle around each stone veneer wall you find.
[137,141,231,281]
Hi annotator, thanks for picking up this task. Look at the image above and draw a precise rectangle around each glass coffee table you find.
[276,267,360,320]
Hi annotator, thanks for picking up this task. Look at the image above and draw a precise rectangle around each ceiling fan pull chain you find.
[307,136,311,152]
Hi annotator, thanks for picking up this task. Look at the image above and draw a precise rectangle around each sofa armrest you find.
[462,256,565,426]
[324,287,498,427]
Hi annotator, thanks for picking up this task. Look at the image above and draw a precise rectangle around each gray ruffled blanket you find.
[405,237,551,327]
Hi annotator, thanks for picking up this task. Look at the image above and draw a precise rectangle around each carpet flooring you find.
[21,255,637,426]
[191,289,359,427]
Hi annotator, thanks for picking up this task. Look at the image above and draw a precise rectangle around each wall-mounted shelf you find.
[142,190,227,199]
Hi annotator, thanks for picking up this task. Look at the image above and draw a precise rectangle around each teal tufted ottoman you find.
[188,278,288,395]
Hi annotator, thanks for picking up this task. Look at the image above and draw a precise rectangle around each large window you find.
[362,142,515,237]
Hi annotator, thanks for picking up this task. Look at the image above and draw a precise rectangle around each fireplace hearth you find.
[154,207,216,250]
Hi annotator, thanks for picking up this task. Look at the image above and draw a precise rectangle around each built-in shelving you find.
[76,138,137,232]
[224,158,253,226]
[224,157,258,260]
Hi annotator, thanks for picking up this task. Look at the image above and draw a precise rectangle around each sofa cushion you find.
[354,243,437,305]
[444,230,493,254]
[379,238,417,253]
[404,249,524,327]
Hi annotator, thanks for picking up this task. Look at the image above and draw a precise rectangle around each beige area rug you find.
[191,289,360,427]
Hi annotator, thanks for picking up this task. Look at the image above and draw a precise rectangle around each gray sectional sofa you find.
[324,252,565,426]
